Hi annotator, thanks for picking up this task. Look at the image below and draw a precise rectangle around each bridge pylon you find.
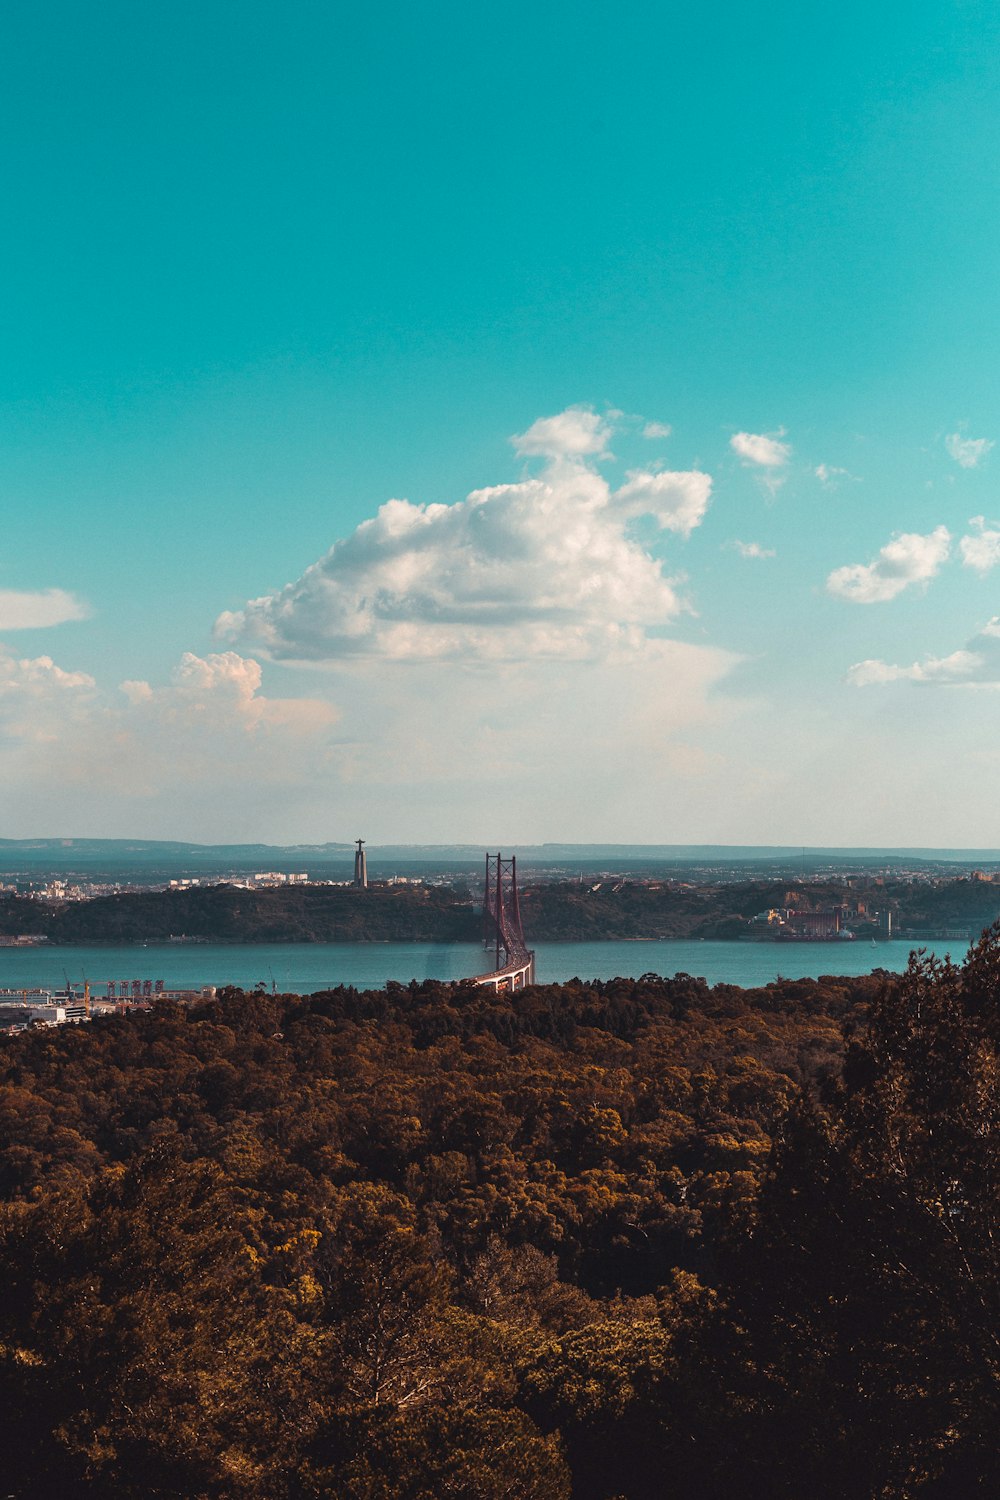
[474,852,535,992]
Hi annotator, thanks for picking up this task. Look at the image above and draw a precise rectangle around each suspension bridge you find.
[471,852,535,992]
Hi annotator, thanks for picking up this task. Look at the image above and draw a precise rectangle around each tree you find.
[694,930,1000,1498]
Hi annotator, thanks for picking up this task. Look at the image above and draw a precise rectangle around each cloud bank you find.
[0,646,337,808]
[848,618,1000,687]
[119,651,337,737]
[0,651,96,741]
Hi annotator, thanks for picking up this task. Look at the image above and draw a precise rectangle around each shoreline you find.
[0,933,971,948]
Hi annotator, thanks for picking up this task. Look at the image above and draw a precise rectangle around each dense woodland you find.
[4,873,1000,944]
[3,933,1000,1495]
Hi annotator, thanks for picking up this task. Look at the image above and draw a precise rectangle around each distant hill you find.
[2,837,1000,882]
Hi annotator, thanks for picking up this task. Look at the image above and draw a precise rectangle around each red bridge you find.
[472,852,535,992]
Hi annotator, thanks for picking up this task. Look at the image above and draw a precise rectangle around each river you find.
[0,936,963,996]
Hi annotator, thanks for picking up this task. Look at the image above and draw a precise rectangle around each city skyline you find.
[4,1,1000,843]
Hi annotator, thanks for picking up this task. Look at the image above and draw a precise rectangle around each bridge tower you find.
[354,838,368,889]
[477,852,534,990]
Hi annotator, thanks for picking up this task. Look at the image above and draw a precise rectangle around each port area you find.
[0,980,217,1031]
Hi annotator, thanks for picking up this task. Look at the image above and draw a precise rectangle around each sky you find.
[5,0,1000,845]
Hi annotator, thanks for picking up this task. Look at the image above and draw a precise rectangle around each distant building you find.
[786,909,841,938]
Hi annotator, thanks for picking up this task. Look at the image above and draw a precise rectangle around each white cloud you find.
[0,588,89,629]
[202,408,747,840]
[218,407,713,664]
[512,405,612,461]
[730,430,791,468]
[0,647,336,745]
[120,651,338,737]
[0,652,94,697]
[959,516,1000,574]
[946,432,994,469]
[614,468,712,537]
[0,651,95,739]
[730,540,775,560]
[642,421,672,440]
[848,619,1000,687]
[847,651,981,686]
[826,525,950,604]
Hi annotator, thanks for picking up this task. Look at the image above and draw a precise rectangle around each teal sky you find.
[5,0,1000,843]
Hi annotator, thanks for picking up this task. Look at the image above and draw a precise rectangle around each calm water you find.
[0,937,962,996]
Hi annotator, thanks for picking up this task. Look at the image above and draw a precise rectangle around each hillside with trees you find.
[0,883,479,944]
[3,936,1000,1494]
[3,874,1000,945]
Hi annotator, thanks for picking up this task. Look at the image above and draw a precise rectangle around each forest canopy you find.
[1,938,999,1496]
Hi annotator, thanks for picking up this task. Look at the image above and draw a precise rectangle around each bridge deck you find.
[470,951,535,992]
